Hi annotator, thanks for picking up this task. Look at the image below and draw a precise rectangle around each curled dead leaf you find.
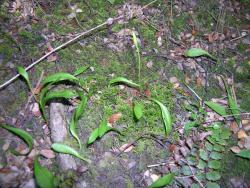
[40,149,55,159]
[230,121,239,134]
[113,143,134,153]
[108,112,122,124]
[238,130,248,139]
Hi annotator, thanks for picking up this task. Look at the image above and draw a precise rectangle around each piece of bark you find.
[49,102,77,171]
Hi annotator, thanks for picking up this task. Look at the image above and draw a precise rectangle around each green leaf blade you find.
[1,125,33,155]
[70,93,87,147]
[34,157,55,188]
[236,150,250,159]
[51,143,90,163]
[109,77,140,88]
[151,98,172,135]
[73,66,89,76]
[149,173,174,188]
[184,48,214,59]
[17,66,32,90]
[205,101,227,116]
[42,73,79,86]
[134,103,143,120]
[87,128,99,145]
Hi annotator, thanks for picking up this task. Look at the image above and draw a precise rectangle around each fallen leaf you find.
[238,130,248,139]
[231,146,241,154]
[242,119,249,125]
[2,142,10,151]
[144,89,151,98]
[118,143,134,153]
[30,103,41,117]
[108,112,122,124]
[40,149,55,159]
[230,121,239,134]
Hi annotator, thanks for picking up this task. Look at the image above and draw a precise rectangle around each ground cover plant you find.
[0,0,249,187]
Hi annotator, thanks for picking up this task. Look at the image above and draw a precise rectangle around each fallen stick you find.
[0,0,158,90]
[0,16,121,90]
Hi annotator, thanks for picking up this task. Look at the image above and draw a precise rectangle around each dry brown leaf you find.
[238,130,248,139]
[30,103,41,117]
[230,146,241,154]
[113,143,134,153]
[32,85,42,95]
[144,89,151,98]
[40,149,55,159]
[108,112,122,124]
[196,77,203,87]
[242,119,249,125]
[2,142,10,151]
[169,144,176,153]
[230,121,239,134]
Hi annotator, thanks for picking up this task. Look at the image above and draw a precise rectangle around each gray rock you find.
[49,103,77,171]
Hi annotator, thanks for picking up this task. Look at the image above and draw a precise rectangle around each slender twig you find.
[0,19,112,90]
[0,0,158,90]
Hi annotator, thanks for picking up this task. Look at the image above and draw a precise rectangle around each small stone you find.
[107,18,114,25]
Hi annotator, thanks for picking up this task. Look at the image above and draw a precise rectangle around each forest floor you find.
[0,0,250,188]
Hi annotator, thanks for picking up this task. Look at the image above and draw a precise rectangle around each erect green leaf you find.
[98,120,111,137]
[132,31,141,82]
[184,48,214,59]
[17,66,32,91]
[206,171,221,181]
[39,83,52,120]
[73,66,89,76]
[222,78,241,125]
[151,98,172,135]
[87,128,99,145]
[107,0,115,4]
[205,101,227,116]
[227,93,241,125]
[51,143,90,163]
[109,77,140,88]
[134,103,143,120]
[70,92,87,147]
[42,72,79,86]
[149,173,174,188]
[208,160,221,170]
[236,149,250,159]
[1,124,33,155]
[34,156,55,188]
[87,120,120,145]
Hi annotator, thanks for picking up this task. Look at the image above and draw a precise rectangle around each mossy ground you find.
[0,0,249,187]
